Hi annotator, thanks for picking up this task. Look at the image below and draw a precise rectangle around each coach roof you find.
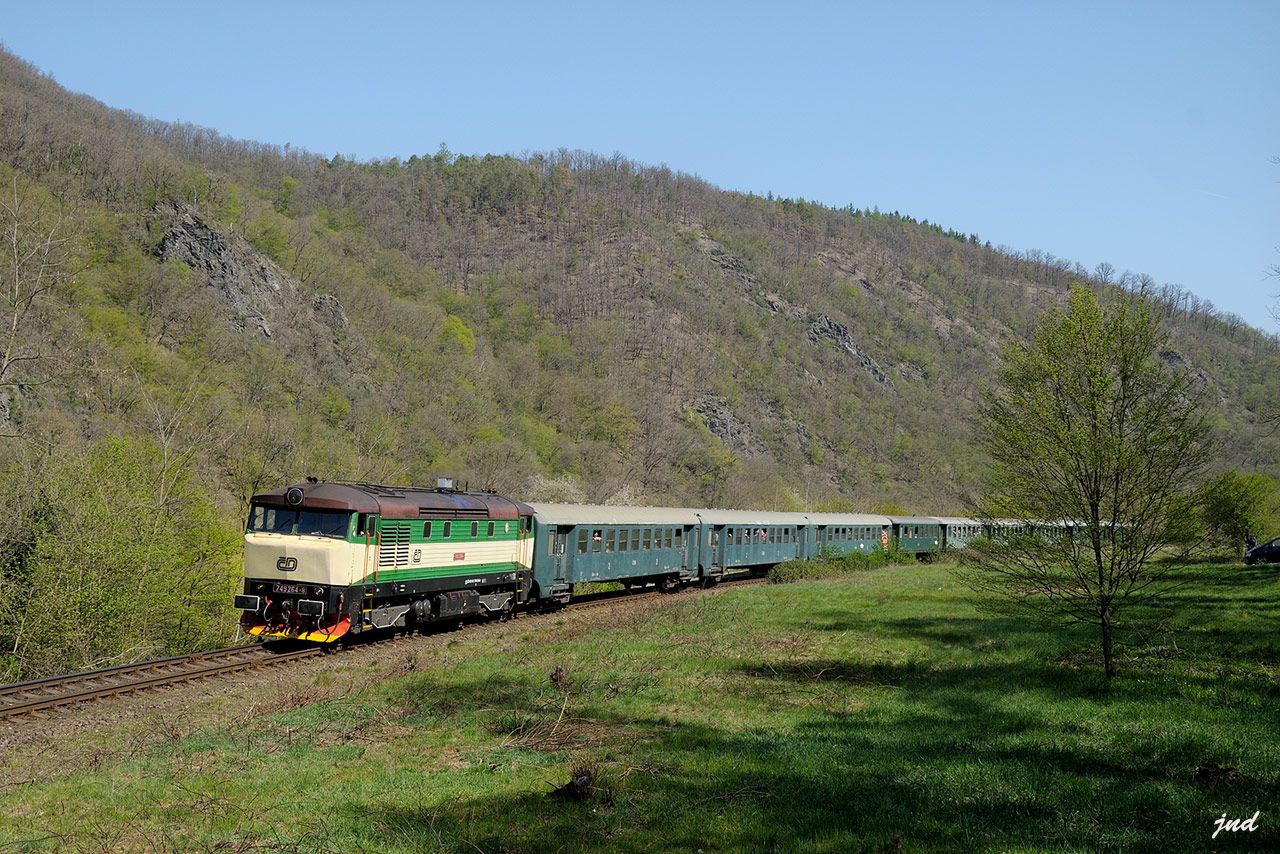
[529,503,703,526]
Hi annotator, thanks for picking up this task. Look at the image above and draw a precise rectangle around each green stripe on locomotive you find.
[358,560,521,584]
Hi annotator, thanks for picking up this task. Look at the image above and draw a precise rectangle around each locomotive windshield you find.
[246,505,352,539]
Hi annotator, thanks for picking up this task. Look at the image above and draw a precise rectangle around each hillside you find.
[0,45,1276,675]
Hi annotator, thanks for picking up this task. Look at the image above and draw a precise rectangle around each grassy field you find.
[1,561,1277,852]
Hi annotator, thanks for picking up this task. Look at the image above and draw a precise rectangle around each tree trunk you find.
[1100,606,1116,681]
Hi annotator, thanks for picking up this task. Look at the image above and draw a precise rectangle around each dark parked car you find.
[1244,537,1279,565]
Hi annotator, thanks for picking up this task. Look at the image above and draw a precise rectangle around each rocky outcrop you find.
[311,293,348,330]
[807,314,893,388]
[762,292,807,320]
[693,393,767,457]
[153,203,366,386]
[695,233,759,289]
[157,203,293,338]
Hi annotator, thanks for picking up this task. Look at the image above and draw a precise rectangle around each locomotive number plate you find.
[273,582,307,595]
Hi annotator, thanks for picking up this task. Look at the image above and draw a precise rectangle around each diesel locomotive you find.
[236,479,1028,643]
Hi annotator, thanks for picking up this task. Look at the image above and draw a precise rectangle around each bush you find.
[768,547,912,583]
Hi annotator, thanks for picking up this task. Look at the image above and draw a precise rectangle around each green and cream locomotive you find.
[237,480,534,642]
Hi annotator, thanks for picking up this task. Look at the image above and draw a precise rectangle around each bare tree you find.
[0,176,80,426]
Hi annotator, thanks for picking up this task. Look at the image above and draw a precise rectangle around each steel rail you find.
[0,574,769,721]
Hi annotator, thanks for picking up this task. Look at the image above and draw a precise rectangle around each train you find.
[234,479,1046,643]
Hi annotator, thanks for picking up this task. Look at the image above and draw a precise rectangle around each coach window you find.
[620,530,629,551]
[631,529,640,550]
[642,528,651,549]
[592,529,603,553]
[605,529,616,552]
[547,529,556,555]
[675,527,683,548]
[665,529,673,549]
[577,528,588,554]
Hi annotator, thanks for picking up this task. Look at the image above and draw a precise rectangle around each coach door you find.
[548,526,568,582]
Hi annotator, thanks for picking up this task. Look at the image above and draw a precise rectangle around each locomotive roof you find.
[251,482,533,520]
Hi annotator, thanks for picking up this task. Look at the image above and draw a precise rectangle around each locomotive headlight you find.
[314,586,324,596]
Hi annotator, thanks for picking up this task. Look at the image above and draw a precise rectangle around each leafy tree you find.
[0,436,241,680]
[1198,470,1276,550]
[960,286,1211,680]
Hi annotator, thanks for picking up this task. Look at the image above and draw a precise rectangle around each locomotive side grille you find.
[418,507,487,519]
[379,521,412,567]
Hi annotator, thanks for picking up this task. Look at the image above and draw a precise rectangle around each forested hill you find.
[3,45,1278,516]
[1,45,1277,674]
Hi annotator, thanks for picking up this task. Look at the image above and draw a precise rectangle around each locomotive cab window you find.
[249,506,352,539]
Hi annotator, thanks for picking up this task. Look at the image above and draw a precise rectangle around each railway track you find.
[0,644,324,720]
[0,575,769,722]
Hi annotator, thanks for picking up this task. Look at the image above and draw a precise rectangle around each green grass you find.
[1,562,1277,852]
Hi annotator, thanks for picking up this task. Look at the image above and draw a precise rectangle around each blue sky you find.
[3,1,1277,322]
